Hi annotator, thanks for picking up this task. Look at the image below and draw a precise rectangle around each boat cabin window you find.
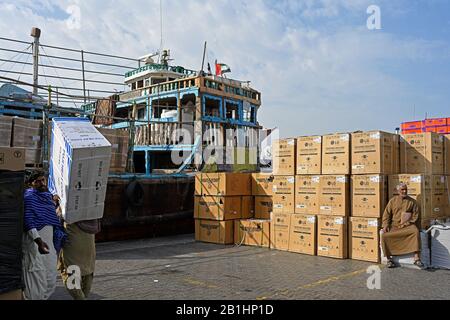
[131,82,136,90]
[204,97,221,118]
[225,100,240,121]
[137,80,144,89]
[137,107,146,120]
[152,97,178,119]
[151,78,166,85]
[145,79,150,87]
[243,103,255,123]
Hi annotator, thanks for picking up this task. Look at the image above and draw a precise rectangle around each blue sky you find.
[0,0,449,137]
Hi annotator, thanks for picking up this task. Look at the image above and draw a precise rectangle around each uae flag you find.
[215,61,231,76]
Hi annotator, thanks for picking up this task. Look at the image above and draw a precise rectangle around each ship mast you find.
[31,27,41,95]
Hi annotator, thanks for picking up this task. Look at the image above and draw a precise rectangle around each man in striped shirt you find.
[22,171,66,300]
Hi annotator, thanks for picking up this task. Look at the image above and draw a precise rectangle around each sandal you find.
[414,260,425,269]
[386,260,396,268]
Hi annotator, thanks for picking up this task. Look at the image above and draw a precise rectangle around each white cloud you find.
[0,0,449,137]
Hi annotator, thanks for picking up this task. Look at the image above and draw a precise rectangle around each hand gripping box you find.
[48,118,111,224]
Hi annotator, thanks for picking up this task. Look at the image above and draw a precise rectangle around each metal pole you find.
[126,102,137,173]
[200,41,207,74]
[42,85,51,173]
[31,27,41,96]
[81,50,86,104]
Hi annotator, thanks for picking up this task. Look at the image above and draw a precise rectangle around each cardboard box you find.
[195,219,234,244]
[351,131,400,175]
[317,216,348,259]
[12,117,42,165]
[296,136,322,175]
[424,118,447,127]
[401,121,422,130]
[319,175,350,216]
[288,214,317,255]
[388,175,447,228]
[322,133,351,175]
[0,147,25,171]
[270,212,291,251]
[48,118,111,224]
[251,173,274,196]
[445,135,450,175]
[295,175,320,215]
[234,219,271,248]
[272,176,295,213]
[195,173,251,196]
[350,217,381,263]
[255,196,273,219]
[98,128,129,173]
[273,138,296,175]
[351,175,388,218]
[0,116,13,147]
[194,196,253,220]
[0,289,22,300]
[400,133,444,174]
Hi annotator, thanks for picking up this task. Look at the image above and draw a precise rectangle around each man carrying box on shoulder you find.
[381,183,425,269]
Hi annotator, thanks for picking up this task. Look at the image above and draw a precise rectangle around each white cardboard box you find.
[49,118,111,224]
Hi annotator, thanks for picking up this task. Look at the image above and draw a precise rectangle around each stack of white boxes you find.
[49,118,111,224]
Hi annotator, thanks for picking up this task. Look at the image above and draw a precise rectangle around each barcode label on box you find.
[307,216,316,224]
[314,137,321,143]
[288,139,295,145]
[335,217,344,225]
[287,177,295,184]
[336,176,347,183]
[411,176,422,183]
[274,204,283,209]
[312,176,320,183]
[318,246,329,251]
[370,132,381,140]
[368,220,378,227]
[370,176,380,183]
[296,204,306,209]
[352,165,364,169]
[320,206,331,211]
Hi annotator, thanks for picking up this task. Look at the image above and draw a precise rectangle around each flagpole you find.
[200,41,207,74]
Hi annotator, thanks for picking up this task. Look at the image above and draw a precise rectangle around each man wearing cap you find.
[381,183,424,269]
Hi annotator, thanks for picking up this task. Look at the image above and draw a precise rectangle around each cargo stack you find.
[0,146,25,300]
[314,133,351,259]
[349,130,399,263]
[398,132,447,227]
[288,136,322,256]
[0,116,13,147]
[194,172,253,245]
[270,138,296,251]
[97,128,129,173]
[11,117,43,166]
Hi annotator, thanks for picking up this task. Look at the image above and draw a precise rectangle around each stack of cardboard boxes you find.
[349,131,399,263]
[0,116,43,166]
[194,173,256,245]
[0,139,26,300]
[271,138,296,252]
[193,129,450,264]
[394,132,448,228]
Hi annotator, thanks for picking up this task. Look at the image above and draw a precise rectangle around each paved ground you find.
[50,234,450,300]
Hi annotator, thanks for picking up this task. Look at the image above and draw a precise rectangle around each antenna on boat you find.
[158,0,164,64]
